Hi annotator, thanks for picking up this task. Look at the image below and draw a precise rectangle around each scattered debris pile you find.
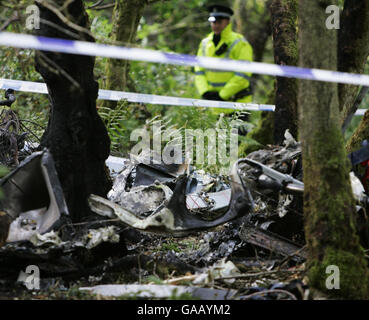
[89,150,253,236]
[1,130,368,300]
[237,133,306,261]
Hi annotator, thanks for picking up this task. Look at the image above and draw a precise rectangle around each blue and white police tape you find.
[1,78,366,115]
[1,32,369,87]
[0,78,366,115]
[0,78,274,112]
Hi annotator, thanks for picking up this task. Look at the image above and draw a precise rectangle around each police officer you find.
[195,3,253,115]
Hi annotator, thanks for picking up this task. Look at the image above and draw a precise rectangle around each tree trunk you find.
[35,0,111,222]
[101,0,147,110]
[234,0,272,63]
[338,0,369,123]
[245,87,275,154]
[298,0,369,299]
[270,0,298,144]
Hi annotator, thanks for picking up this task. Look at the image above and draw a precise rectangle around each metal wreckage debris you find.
[89,152,253,236]
[0,129,369,299]
[0,149,69,246]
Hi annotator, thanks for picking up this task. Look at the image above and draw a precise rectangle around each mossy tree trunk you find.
[298,0,369,299]
[35,0,111,222]
[270,0,298,144]
[101,0,147,110]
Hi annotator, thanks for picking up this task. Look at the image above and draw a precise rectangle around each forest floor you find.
[0,139,321,300]
[0,217,310,300]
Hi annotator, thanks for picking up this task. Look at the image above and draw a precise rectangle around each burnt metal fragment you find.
[239,223,307,263]
[0,149,69,244]
[89,160,254,236]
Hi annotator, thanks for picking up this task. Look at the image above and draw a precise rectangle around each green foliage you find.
[1,0,277,174]
[5,0,362,161]
[97,100,141,156]
[142,275,164,284]
[138,0,209,54]
[0,1,49,146]
[156,238,200,254]
[160,242,181,253]
[0,45,49,139]
[169,290,198,300]
[0,166,8,178]
[0,166,9,199]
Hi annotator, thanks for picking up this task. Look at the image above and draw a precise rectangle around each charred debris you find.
[0,93,369,299]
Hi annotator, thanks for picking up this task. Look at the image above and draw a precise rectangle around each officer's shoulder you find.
[201,33,213,42]
[231,32,250,45]
[235,31,249,41]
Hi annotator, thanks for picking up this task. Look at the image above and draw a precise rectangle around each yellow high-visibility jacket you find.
[195,23,253,113]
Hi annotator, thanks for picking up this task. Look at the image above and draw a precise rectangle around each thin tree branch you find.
[0,12,19,32]
[60,0,77,12]
[40,18,80,39]
[87,0,105,9]
[88,3,115,10]
[342,86,369,133]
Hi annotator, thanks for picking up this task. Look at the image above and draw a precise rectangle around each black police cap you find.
[207,4,234,22]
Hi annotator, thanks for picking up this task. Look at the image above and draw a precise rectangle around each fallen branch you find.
[277,245,307,269]
[164,274,197,284]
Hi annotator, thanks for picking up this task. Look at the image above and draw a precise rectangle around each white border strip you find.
[0,32,369,87]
